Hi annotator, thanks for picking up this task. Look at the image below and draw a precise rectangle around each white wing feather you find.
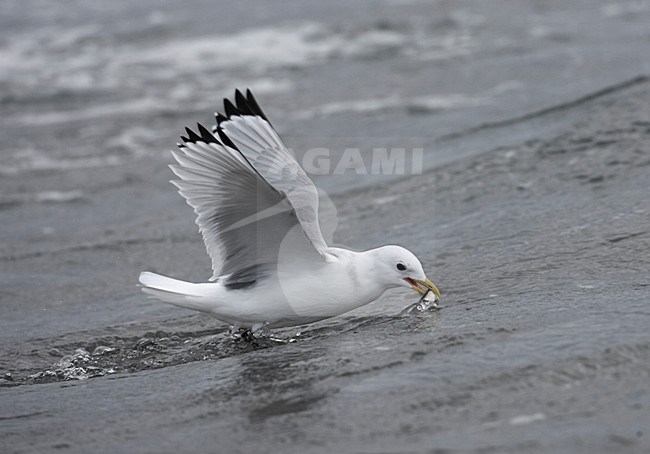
[216,90,330,255]
[170,140,322,282]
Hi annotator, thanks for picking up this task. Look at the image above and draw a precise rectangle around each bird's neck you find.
[347,249,392,301]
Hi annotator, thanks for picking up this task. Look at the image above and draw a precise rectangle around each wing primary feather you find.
[169,164,223,183]
[171,149,221,174]
[217,92,330,255]
[215,113,228,125]
[229,116,274,150]
[197,123,218,144]
[202,129,288,202]
[223,98,240,118]
[216,128,239,151]
[167,90,328,280]
[245,89,270,123]
[185,127,202,143]
[234,89,255,115]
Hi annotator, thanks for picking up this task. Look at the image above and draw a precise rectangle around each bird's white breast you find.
[206,250,387,328]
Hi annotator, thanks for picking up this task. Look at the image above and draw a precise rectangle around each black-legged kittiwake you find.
[139,90,441,331]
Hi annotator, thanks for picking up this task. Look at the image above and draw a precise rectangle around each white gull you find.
[139,89,440,331]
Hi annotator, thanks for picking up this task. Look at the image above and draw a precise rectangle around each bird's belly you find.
[208,274,370,328]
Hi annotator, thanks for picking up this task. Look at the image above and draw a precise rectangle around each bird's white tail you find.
[138,271,217,313]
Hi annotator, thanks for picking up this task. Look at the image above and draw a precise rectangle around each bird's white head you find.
[369,245,441,299]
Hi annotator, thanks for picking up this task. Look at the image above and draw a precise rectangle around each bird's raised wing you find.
[171,132,323,285]
[210,89,330,254]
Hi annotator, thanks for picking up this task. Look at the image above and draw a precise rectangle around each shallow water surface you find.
[2,0,650,452]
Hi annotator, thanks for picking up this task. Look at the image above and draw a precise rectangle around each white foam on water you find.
[7,98,167,127]
[7,77,292,127]
[116,23,340,74]
[338,30,406,58]
[1,77,292,175]
[105,126,164,154]
[34,190,85,203]
[0,19,485,175]
[0,19,475,103]
[294,93,489,119]
[0,190,85,207]
[410,31,475,61]
[0,147,141,176]
[509,412,546,426]
[294,79,522,119]
[0,22,337,97]
[0,123,167,176]
[408,93,491,112]
[405,10,486,62]
[0,25,109,94]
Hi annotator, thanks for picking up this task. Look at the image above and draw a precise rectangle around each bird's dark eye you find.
[396,263,406,271]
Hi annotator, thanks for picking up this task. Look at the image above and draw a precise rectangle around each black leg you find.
[240,329,255,343]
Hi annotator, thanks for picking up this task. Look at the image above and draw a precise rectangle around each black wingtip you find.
[234,88,245,103]
[215,113,228,125]
[197,123,218,144]
[210,89,272,130]
[223,98,239,118]
[184,127,202,143]
[244,89,270,123]
[216,128,239,150]
[234,89,254,115]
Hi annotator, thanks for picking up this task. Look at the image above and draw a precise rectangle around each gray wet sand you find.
[2,1,650,453]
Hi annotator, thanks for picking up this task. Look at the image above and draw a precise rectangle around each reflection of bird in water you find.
[139,89,440,335]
